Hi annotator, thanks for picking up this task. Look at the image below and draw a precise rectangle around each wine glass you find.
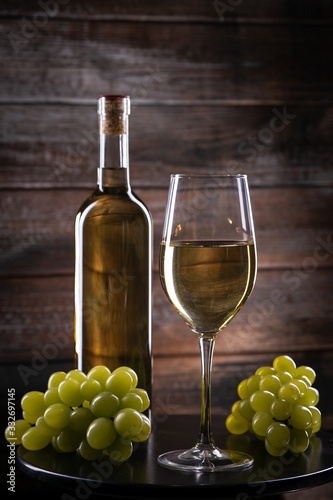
[158,174,257,472]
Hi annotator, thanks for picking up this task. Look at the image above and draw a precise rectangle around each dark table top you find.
[13,414,333,500]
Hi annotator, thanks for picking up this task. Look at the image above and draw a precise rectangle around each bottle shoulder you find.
[76,187,152,224]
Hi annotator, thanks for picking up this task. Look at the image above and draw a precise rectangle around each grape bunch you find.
[5,365,151,462]
[226,355,321,456]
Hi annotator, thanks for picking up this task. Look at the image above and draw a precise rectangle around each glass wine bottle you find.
[74,95,152,398]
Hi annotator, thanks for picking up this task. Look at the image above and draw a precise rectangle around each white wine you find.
[75,96,152,396]
[160,240,256,336]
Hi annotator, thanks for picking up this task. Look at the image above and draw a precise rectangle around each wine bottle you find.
[74,95,152,397]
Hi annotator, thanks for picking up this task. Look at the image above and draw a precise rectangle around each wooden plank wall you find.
[1,0,333,444]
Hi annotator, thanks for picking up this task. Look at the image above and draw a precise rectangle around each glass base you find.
[157,444,254,473]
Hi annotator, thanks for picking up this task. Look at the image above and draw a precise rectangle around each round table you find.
[17,414,333,499]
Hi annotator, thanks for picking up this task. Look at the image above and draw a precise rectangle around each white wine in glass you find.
[158,174,257,472]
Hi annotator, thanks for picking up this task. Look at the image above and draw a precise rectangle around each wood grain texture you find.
[1,267,333,359]
[1,187,332,276]
[1,104,332,189]
[1,21,333,103]
[1,0,333,23]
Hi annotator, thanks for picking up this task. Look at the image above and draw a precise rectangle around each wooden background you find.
[1,2,333,496]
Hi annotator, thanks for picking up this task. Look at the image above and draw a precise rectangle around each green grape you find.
[271,399,292,421]
[273,355,296,375]
[114,408,143,438]
[51,435,65,453]
[105,371,133,399]
[112,366,138,389]
[21,391,46,418]
[251,412,274,437]
[246,375,261,395]
[288,405,313,430]
[294,365,316,385]
[36,416,59,438]
[308,406,321,433]
[237,379,250,400]
[131,415,151,443]
[44,387,62,407]
[226,356,320,458]
[107,436,133,462]
[90,392,120,418]
[87,365,111,388]
[226,414,249,435]
[21,426,51,451]
[265,439,288,457]
[259,374,281,396]
[255,366,276,377]
[250,390,275,413]
[276,371,293,385]
[291,378,308,395]
[295,375,311,387]
[57,426,82,453]
[80,379,102,402]
[86,417,116,449]
[58,378,84,407]
[44,403,71,429]
[130,388,150,412]
[306,428,313,438]
[278,382,300,405]
[120,393,143,412]
[289,428,309,453]
[266,422,290,448]
[78,438,104,461]
[70,407,95,435]
[4,366,150,459]
[238,398,255,421]
[22,411,38,424]
[5,419,31,445]
[298,387,319,406]
[66,369,87,384]
[231,400,248,423]
[48,371,66,389]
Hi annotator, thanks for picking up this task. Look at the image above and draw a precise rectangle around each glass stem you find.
[197,336,216,448]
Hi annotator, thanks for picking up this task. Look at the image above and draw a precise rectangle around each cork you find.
[98,95,130,136]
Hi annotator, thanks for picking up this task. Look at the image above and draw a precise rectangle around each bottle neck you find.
[97,115,130,191]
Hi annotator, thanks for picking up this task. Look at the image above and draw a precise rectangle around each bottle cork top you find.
[98,95,130,135]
